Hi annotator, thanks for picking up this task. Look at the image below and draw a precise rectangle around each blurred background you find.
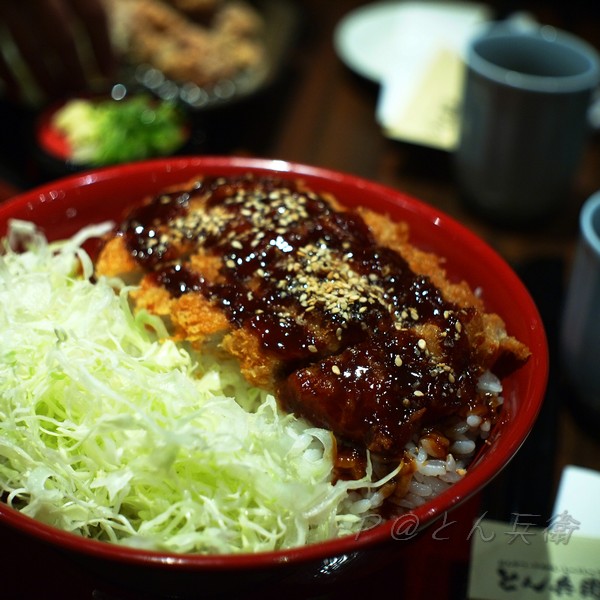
[1,1,599,598]
[0,1,597,193]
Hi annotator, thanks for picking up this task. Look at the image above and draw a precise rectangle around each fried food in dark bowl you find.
[0,157,547,598]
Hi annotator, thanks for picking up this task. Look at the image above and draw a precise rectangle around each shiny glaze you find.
[119,175,488,460]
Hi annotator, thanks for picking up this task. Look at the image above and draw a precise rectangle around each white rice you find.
[390,371,503,511]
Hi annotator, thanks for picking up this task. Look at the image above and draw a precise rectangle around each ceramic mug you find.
[455,23,600,225]
[561,191,600,418]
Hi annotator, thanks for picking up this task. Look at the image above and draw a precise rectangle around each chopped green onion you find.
[51,95,186,166]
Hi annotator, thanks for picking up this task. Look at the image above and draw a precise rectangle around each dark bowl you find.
[0,156,548,598]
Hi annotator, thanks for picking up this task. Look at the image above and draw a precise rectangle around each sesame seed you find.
[133,175,480,439]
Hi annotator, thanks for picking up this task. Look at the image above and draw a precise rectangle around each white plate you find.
[333,1,403,82]
[334,1,491,83]
[335,1,492,150]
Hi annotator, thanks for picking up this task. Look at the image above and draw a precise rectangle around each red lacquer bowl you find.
[0,157,548,598]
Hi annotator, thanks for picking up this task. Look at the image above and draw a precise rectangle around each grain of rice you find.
[349,498,376,514]
[425,483,441,496]
[447,421,469,436]
[399,493,428,508]
[439,471,464,484]
[477,371,503,394]
[450,439,476,455]
[412,446,428,464]
[466,414,482,428]
[419,460,447,477]
[426,476,452,494]
[409,480,433,497]
[394,371,504,511]
[420,437,447,458]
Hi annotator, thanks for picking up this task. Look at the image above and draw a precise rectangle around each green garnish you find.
[52,95,187,166]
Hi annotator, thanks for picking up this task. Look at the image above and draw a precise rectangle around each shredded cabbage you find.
[0,221,396,554]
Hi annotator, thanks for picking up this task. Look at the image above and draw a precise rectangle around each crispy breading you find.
[189,251,223,281]
[357,207,411,250]
[221,328,281,389]
[96,179,529,376]
[95,175,530,457]
[360,206,529,369]
[130,276,173,316]
[94,235,140,280]
[171,292,230,345]
[361,206,485,310]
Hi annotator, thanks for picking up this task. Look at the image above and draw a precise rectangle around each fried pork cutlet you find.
[105,0,265,87]
[95,175,530,462]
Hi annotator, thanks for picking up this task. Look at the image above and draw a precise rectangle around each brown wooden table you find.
[1,1,599,598]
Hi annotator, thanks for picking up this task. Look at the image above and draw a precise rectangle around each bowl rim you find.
[0,156,549,570]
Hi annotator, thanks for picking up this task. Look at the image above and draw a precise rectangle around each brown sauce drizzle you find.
[119,174,491,466]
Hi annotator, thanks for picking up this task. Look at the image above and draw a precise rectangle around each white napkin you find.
[552,465,600,538]
[376,1,491,151]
